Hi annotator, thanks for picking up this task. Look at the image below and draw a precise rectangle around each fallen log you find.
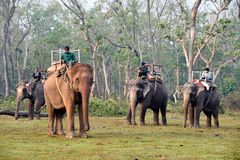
[0,109,48,117]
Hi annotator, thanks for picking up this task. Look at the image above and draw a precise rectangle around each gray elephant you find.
[127,79,168,126]
[15,80,45,120]
[182,81,220,128]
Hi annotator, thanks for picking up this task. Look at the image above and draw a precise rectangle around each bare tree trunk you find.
[1,0,17,97]
[176,50,180,88]
[123,55,130,98]
[237,0,240,19]
[147,0,156,64]
[8,37,15,81]
[188,0,202,82]
[16,51,21,82]
[22,34,29,79]
[117,61,122,97]
[2,27,10,97]
[101,54,110,98]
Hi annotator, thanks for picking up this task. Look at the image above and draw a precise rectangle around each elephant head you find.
[67,63,93,131]
[182,83,198,103]
[15,81,30,120]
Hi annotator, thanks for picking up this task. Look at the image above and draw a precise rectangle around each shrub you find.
[221,89,240,111]
[0,96,16,110]
[89,97,128,117]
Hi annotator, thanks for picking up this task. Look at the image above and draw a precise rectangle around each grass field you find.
[0,111,240,160]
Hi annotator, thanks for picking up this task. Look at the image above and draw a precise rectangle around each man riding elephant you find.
[61,46,77,66]
[138,62,151,79]
[127,62,168,126]
[55,46,77,77]
[199,67,213,91]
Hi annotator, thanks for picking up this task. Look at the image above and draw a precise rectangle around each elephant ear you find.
[196,86,205,97]
[65,69,74,89]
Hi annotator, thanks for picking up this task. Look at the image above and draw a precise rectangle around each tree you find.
[0,0,19,97]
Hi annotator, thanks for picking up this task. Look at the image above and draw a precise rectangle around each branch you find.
[213,57,239,81]
[193,35,214,64]
[104,37,140,57]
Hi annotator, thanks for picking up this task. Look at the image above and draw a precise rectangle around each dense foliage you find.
[0,0,239,100]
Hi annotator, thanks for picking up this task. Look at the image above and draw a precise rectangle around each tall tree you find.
[0,0,18,97]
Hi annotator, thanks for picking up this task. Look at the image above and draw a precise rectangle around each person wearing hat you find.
[200,67,213,90]
[29,67,42,95]
[138,61,151,79]
[61,46,77,67]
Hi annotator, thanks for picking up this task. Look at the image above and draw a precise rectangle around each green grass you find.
[0,112,240,160]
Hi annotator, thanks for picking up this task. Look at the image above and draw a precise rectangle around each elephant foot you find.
[162,121,167,126]
[205,125,211,128]
[55,131,65,136]
[66,134,75,139]
[214,125,219,128]
[125,120,132,125]
[66,132,75,139]
[194,125,200,128]
[28,118,34,121]
[162,123,167,126]
[48,131,55,136]
[139,122,145,126]
[183,124,187,128]
[132,122,137,125]
[153,122,160,126]
[80,131,88,138]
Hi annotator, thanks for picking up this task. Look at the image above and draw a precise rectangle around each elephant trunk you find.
[81,85,90,131]
[15,98,21,120]
[183,95,190,128]
[129,87,138,125]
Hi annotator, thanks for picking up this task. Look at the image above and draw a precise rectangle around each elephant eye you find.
[76,78,80,84]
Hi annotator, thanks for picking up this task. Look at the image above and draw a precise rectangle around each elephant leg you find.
[65,102,75,138]
[126,106,132,125]
[212,111,219,128]
[183,100,189,128]
[194,106,201,128]
[130,100,138,125]
[189,105,194,128]
[46,96,55,136]
[203,110,211,128]
[78,105,87,138]
[160,102,167,126]
[139,104,147,125]
[34,100,41,120]
[27,100,34,120]
[55,109,65,136]
[152,108,160,125]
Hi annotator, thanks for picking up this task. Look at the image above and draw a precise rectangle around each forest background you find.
[0,0,239,111]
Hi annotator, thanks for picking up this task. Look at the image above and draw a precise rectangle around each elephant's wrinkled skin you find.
[15,80,45,120]
[127,80,168,126]
[44,63,93,138]
[182,82,220,128]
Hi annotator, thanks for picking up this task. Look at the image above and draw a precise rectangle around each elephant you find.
[44,63,93,138]
[127,79,168,126]
[15,80,45,120]
[182,81,220,128]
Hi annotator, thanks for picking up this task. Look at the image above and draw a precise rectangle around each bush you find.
[0,96,16,110]
[89,97,128,117]
[221,89,240,111]
[221,77,237,96]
